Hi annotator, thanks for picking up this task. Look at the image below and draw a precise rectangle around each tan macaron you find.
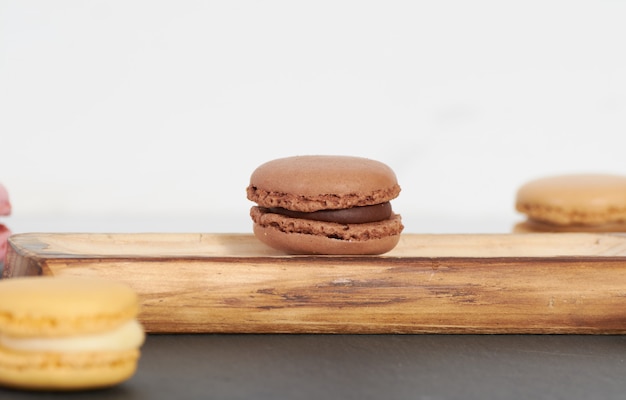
[0,276,145,391]
[514,173,626,232]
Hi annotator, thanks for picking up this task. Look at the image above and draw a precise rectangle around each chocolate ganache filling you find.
[267,202,393,224]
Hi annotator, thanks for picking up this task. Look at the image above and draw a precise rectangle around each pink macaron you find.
[0,183,12,264]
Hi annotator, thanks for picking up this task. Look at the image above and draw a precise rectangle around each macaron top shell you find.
[516,173,626,225]
[0,276,140,338]
[0,183,10,216]
[247,155,401,212]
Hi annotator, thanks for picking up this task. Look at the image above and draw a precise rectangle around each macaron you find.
[0,276,145,391]
[0,183,11,268]
[514,173,626,232]
[246,155,404,255]
[0,183,10,216]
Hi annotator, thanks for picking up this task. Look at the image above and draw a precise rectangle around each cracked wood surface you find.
[4,232,626,334]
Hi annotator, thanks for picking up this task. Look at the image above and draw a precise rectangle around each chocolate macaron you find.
[514,173,626,232]
[246,155,404,255]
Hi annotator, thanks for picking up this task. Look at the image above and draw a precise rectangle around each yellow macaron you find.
[514,173,626,232]
[0,276,145,391]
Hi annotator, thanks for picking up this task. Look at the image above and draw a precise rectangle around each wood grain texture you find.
[4,232,626,334]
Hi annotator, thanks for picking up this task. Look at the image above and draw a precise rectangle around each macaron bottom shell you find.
[513,219,626,233]
[0,347,141,391]
[252,217,402,255]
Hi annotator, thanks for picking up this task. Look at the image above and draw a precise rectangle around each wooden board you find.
[4,232,626,334]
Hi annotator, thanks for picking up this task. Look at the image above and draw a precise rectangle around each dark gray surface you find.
[2,334,626,399]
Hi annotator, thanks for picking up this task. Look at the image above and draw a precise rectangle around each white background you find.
[1,0,625,234]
